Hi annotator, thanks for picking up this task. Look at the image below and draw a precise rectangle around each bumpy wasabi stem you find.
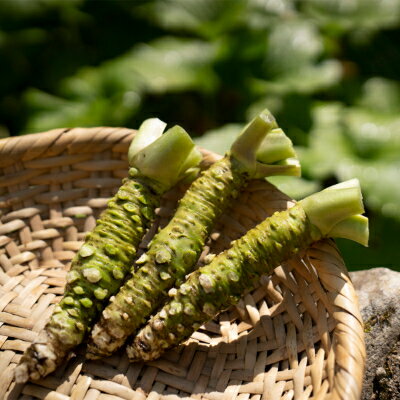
[14,120,200,384]
[86,109,300,359]
[128,179,368,362]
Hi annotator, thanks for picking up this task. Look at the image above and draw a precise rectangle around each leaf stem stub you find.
[128,118,166,161]
[300,178,368,244]
[230,109,277,176]
[329,214,369,247]
[130,122,201,189]
[256,128,297,164]
[230,109,300,178]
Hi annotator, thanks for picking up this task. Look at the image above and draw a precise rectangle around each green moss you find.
[364,306,395,333]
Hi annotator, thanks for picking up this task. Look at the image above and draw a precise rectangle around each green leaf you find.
[23,36,218,131]
[343,108,400,160]
[139,0,248,39]
[358,77,400,114]
[265,20,324,77]
[304,0,400,31]
[297,103,354,180]
[253,60,342,95]
[336,159,400,221]
[127,37,219,93]
[24,89,141,132]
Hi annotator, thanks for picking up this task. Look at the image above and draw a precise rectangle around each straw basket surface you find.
[0,127,365,400]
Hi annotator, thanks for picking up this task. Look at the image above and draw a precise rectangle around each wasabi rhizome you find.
[86,109,301,359]
[14,118,202,383]
[128,179,368,362]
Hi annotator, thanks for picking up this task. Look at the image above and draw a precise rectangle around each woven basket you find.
[0,127,365,400]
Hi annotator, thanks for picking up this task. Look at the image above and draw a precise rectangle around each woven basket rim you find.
[0,127,139,168]
[0,127,366,400]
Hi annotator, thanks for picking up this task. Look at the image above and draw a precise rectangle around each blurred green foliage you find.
[1,0,399,270]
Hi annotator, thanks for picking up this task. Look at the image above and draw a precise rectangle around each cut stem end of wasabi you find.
[300,179,367,239]
[131,125,201,188]
[128,118,167,163]
[230,110,300,179]
[329,214,369,247]
[230,109,277,174]
[255,157,301,178]
[256,128,297,164]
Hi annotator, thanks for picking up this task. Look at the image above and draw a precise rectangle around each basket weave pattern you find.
[0,127,365,400]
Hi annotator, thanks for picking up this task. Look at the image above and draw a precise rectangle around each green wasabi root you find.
[15,177,160,382]
[14,119,200,383]
[128,179,368,362]
[86,109,300,359]
[87,156,247,359]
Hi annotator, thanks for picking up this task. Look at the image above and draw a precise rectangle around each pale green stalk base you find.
[230,110,277,172]
[329,214,369,246]
[128,118,166,158]
[300,178,365,237]
[230,109,301,179]
[256,128,297,164]
[131,125,202,188]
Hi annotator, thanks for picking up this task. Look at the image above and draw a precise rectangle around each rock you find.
[350,267,400,400]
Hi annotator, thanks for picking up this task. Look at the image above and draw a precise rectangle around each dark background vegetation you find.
[1,0,399,271]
